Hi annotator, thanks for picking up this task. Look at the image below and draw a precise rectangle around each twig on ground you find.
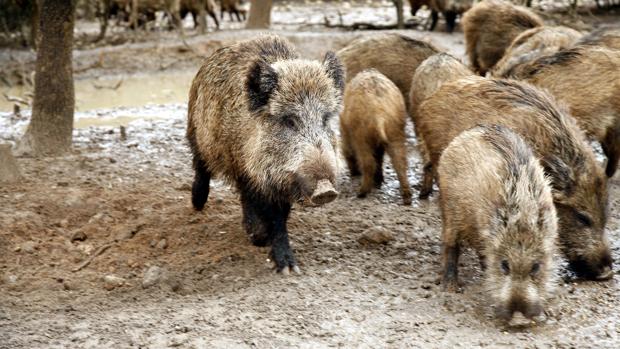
[72,243,114,272]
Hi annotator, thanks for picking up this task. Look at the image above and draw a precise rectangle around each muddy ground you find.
[1,2,620,348]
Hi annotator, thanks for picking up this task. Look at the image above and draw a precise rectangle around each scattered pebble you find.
[142,266,166,289]
[103,274,125,290]
[21,241,37,253]
[70,230,87,242]
[358,227,394,245]
[156,239,168,249]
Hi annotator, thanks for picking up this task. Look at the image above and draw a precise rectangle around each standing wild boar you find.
[462,0,543,75]
[336,33,439,112]
[428,0,473,33]
[503,45,620,177]
[577,26,620,51]
[416,76,612,280]
[187,35,345,273]
[491,26,582,77]
[438,124,558,320]
[340,69,412,205]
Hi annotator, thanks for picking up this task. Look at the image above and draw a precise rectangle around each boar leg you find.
[373,146,385,188]
[429,10,439,31]
[241,191,270,247]
[418,162,434,199]
[444,11,457,33]
[208,8,219,29]
[387,142,412,205]
[239,185,298,273]
[356,144,378,198]
[191,156,211,211]
[602,122,620,177]
[441,225,461,292]
[342,136,361,177]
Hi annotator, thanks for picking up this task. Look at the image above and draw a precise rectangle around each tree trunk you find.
[19,0,75,156]
[393,0,404,29]
[246,0,272,29]
[95,0,110,42]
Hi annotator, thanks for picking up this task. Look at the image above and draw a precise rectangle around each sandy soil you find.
[1,2,620,349]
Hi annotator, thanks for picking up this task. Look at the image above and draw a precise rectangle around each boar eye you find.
[501,260,510,275]
[281,115,297,129]
[530,262,541,276]
[575,211,592,227]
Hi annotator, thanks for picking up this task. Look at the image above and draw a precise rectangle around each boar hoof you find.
[441,278,461,293]
[310,179,338,206]
[279,265,302,276]
[402,193,412,205]
[596,266,614,281]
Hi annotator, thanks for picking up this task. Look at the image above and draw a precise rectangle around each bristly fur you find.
[462,0,543,75]
[492,26,583,78]
[502,43,620,181]
[416,75,611,280]
[438,124,558,318]
[337,33,439,112]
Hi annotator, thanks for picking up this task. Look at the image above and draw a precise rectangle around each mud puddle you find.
[0,71,194,113]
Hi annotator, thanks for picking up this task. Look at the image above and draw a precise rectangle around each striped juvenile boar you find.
[187,35,344,273]
[416,76,612,280]
[340,69,412,205]
[438,124,558,320]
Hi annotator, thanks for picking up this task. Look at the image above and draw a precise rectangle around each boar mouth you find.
[296,179,338,207]
[568,255,613,280]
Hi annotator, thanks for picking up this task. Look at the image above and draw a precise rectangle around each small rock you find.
[57,181,69,187]
[142,266,166,289]
[70,230,87,242]
[109,157,117,164]
[58,219,69,228]
[21,241,37,253]
[4,274,18,285]
[358,227,394,245]
[176,183,191,191]
[156,239,168,249]
[103,274,125,290]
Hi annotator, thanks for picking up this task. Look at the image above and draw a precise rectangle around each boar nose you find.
[310,179,338,206]
[509,297,542,319]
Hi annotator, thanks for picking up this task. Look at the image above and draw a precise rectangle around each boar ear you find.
[541,155,575,199]
[246,59,278,112]
[323,51,345,94]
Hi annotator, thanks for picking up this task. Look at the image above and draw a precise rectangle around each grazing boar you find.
[416,76,612,280]
[187,35,345,273]
[491,26,582,77]
[336,33,439,112]
[438,124,558,320]
[340,69,412,205]
[428,0,474,33]
[462,0,543,75]
[502,45,620,177]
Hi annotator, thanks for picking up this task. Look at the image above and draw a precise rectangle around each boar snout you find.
[310,179,338,206]
[569,252,613,280]
[497,295,543,320]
